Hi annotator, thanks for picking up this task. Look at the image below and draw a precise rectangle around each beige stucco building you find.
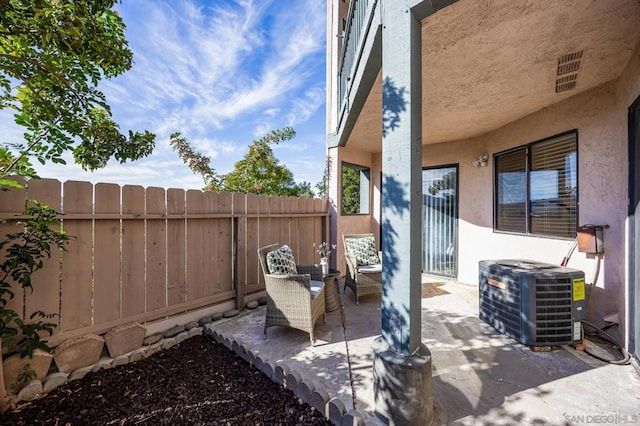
[326,0,640,366]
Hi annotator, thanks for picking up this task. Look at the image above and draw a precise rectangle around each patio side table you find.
[323,269,341,312]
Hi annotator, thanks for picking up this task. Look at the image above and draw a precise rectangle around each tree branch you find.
[2,122,55,176]
[0,53,71,90]
[0,63,46,103]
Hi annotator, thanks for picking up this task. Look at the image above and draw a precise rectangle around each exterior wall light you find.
[472,154,489,168]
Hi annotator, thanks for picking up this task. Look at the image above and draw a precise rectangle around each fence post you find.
[233,216,244,310]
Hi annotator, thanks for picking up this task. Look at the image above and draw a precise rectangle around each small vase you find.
[320,257,329,275]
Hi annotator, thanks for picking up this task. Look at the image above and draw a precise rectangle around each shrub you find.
[0,201,69,358]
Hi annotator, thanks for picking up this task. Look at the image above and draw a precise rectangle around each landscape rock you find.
[104,322,146,358]
[223,309,239,318]
[43,372,68,393]
[145,343,161,358]
[164,325,185,338]
[246,300,259,309]
[69,366,92,382]
[112,355,129,367]
[128,348,146,363]
[92,357,113,372]
[53,334,104,374]
[161,338,177,350]
[198,315,212,326]
[3,349,53,392]
[15,380,42,402]
[143,332,163,346]
[188,327,202,337]
[185,321,199,330]
[257,296,268,305]
[211,312,224,321]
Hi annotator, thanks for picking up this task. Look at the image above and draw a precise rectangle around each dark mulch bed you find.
[3,335,331,425]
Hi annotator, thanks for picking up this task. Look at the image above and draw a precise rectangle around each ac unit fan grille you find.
[479,272,521,337]
[534,278,573,343]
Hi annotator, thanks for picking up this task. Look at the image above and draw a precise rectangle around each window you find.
[341,162,370,215]
[495,131,577,238]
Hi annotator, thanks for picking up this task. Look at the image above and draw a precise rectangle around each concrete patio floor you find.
[207,278,640,425]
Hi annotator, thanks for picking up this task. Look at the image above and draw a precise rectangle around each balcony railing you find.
[337,0,378,126]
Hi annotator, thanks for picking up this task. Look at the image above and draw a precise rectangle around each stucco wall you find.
[615,39,640,348]
[423,40,640,342]
[328,146,381,274]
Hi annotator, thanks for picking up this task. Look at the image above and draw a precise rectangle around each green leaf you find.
[0,0,156,178]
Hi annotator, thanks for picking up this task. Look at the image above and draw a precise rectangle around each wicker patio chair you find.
[342,233,383,304]
[257,244,326,345]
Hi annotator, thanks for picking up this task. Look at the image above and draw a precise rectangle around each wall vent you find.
[555,73,578,93]
[557,51,583,75]
[555,50,583,93]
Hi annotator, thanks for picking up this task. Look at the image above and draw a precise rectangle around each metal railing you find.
[337,0,378,127]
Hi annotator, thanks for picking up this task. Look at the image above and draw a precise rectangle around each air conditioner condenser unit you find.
[479,259,586,346]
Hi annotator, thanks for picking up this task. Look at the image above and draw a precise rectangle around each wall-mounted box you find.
[577,225,604,254]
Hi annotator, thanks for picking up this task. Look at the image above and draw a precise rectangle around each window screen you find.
[495,132,577,238]
[496,148,527,233]
[529,134,577,237]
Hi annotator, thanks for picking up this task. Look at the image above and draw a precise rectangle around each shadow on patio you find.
[206,279,640,425]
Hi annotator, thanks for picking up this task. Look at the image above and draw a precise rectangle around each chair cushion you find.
[266,245,297,275]
[310,280,324,298]
[357,264,382,274]
[345,236,380,266]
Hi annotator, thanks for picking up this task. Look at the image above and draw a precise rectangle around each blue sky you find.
[1,0,327,190]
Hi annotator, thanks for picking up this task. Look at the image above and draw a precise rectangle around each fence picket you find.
[122,185,145,316]
[186,190,207,301]
[146,187,167,311]
[218,192,233,293]
[60,181,93,331]
[167,188,186,306]
[94,183,121,323]
[26,179,63,331]
[0,177,26,329]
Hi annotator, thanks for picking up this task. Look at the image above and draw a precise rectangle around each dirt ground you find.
[2,335,331,425]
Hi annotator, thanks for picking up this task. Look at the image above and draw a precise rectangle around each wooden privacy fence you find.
[0,178,329,347]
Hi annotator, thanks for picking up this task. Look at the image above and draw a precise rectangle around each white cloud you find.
[286,86,326,126]
[253,123,273,138]
[1,0,327,191]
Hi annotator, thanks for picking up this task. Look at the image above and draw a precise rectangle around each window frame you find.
[340,161,371,216]
[493,130,579,239]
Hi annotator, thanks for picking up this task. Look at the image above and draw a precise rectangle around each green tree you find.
[428,170,456,197]
[296,181,314,198]
[172,127,315,197]
[169,132,223,191]
[0,0,155,187]
[341,165,361,214]
[314,158,328,199]
[224,127,300,195]
[0,1,156,411]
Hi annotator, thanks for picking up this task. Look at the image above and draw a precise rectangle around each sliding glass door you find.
[422,166,458,277]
